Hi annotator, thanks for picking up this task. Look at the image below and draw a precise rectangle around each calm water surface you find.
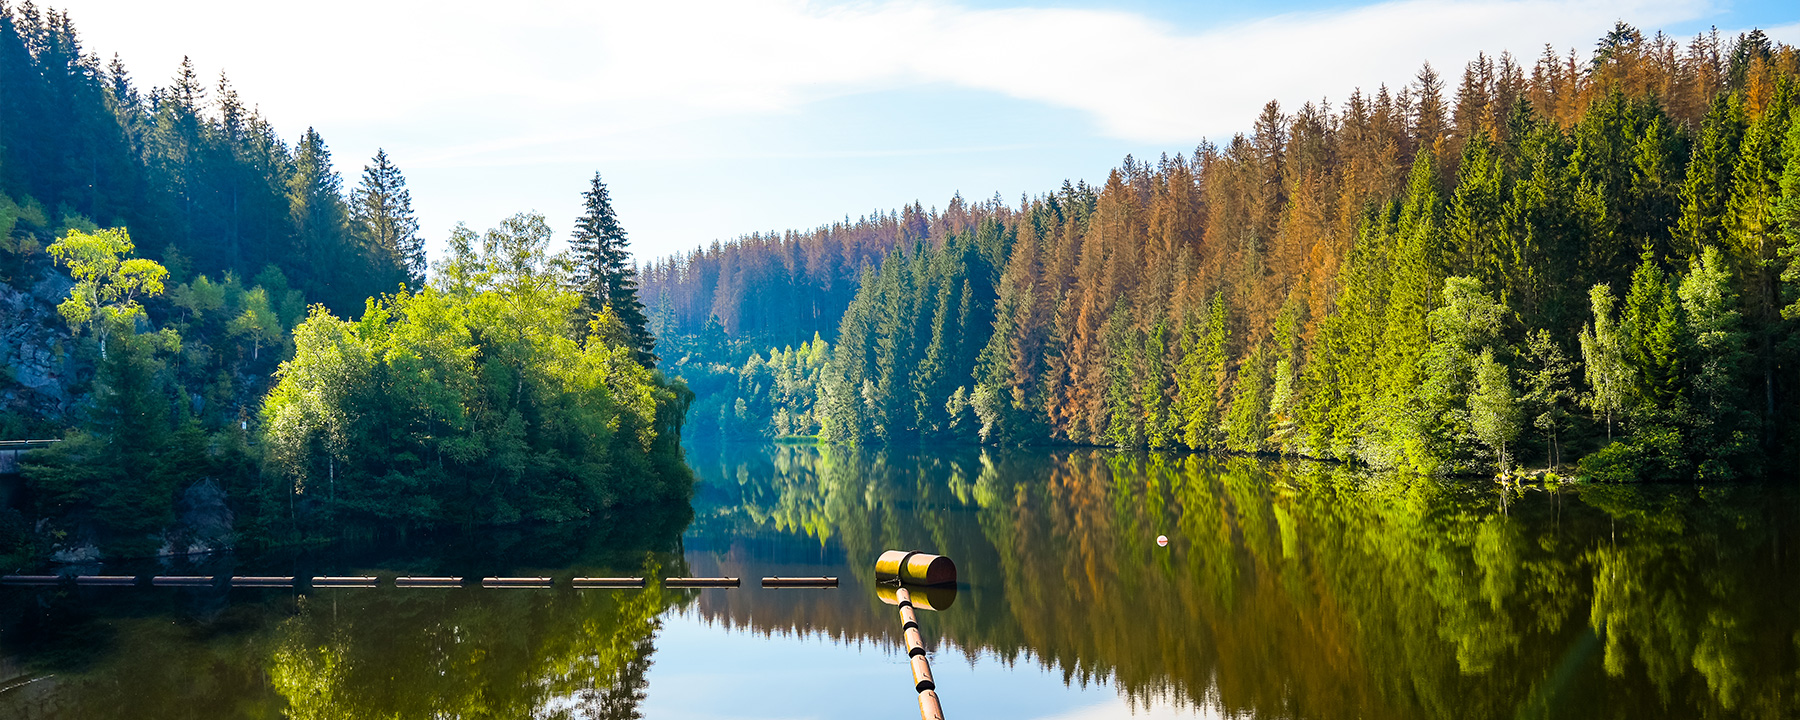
[1,444,1796,719]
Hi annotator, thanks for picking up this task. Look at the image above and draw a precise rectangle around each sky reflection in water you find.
[1,443,1795,719]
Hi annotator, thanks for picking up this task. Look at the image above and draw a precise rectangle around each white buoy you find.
[1156,535,1169,547]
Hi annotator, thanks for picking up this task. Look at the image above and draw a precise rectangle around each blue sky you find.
[53,0,1800,263]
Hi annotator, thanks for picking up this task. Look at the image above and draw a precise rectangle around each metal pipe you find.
[396,577,463,587]
[151,576,215,587]
[664,577,739,588]
[1,575,61,585]
[311,576,378,587]
[74,575,136,586]
[573,577,645,588]
[482,577,553,588]
[760,576,838,588]
[230,576,295,587]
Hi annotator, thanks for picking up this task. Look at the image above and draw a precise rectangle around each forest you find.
[646,25,1800,481]
[0,3,683,564]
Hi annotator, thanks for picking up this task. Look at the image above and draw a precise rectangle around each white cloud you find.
[46,0,1757,258]
[67,0,1716,148]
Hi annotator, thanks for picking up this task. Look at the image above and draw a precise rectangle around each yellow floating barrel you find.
[877,583,957,611]
[875,551,956,586]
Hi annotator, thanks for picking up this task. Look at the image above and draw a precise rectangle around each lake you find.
[2,443,1796,719]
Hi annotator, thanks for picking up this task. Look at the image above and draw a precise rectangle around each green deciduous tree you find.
[262,212,691,527]
[1580,283,1628,439]
[1520,329,1575,467]
[1469,348,1522,475]
[47,226,167,357]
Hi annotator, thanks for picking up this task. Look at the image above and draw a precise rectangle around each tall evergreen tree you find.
[351,149,423,290]
[287,127,355,310]
[571,172,653,364]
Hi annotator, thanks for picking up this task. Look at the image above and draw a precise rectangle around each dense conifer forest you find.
[648,25,1800,480]
[0,3,684,564]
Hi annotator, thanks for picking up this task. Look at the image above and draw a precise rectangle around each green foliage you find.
[1520,329,1576,467]
[1579,283,1629,439]
[261,213,691,528]
[1468,348,1522,474]
[46,227,167,345]
[350,149,424,291]
[570,173,654,365]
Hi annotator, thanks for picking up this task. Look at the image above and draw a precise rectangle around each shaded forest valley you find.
[0,3,686,567]
[645,24,1800,483]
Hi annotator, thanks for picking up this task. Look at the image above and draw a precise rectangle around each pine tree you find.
[570,172,653,364]
[1621,253,1685,413]
[1678,246,1756,477]
[351,149,423,290]
[288,127,355,309]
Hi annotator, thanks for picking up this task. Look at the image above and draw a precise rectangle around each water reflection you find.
[2,446,1795,719]
[681,443,1800,720]
[0,510,690,719]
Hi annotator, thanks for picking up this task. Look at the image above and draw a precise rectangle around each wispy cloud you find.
[52,0,1770,257]
[75,0,1717,146]
[576,0,1713,142]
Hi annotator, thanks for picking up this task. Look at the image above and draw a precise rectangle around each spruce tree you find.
[288,127,356,309]
[570,172,653,364]
[351,149,423,290]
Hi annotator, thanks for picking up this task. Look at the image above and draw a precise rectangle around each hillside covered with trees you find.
[654,25,1800,481]
[0,3,685,565]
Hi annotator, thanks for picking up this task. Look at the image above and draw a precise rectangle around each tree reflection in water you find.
[0,514,690,719]
[1,446,1793,720]
[684,443,1800,720]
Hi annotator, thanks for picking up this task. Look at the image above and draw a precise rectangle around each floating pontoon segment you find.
[572,577,645,588]
[482,577,553,587]
[760,576,838,588]
[74,575,136,586]
[311,576,379,587]
[1,575,61,585]
[151,576,215,586]
[664,577,739,588]
[230,576,295,587]
[395,576,463,587]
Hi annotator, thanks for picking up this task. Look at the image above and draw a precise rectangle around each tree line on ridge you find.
[650,25,1800,480]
